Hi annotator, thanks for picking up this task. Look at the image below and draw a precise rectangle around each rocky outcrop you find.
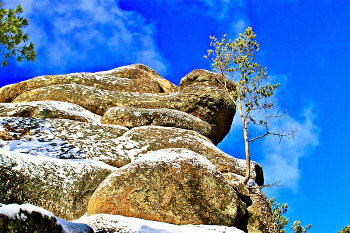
[101,106,212,137]
[88,148,246,226]
[0,116,128,220]
[0,203,93,233]
[0,64,276,232]
[1,66,235,144]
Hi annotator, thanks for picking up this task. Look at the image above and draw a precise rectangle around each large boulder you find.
[0,148,116,221]
[108,125,263,185]
[88,148,247,226]
[122,69,237,145]
[0,64,178,103]
[101,106,211,137]
[11,84,135,116]
[0,203,93,233]
[178,69,236,144]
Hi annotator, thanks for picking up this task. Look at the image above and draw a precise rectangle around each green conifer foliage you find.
[0,2,36,67]
[269,197,289,233]
[269,197,312,233]
[291,221,311,233]
[338,225,350,233]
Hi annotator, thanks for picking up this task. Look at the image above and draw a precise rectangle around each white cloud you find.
[229,18,248,38]
[199,0,250,39]
[2,0,169,76]
[200,0,246,20]
[260,106,320,193]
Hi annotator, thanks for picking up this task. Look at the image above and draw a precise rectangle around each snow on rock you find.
[88,148,247,226]
[0,203,93,233]
[77,213,245,233]
[0,101,102,124]
[109,125,264,185]
[0,117,130,166]
[0,147,116,220]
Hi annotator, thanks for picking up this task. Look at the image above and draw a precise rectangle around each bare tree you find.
[205,27,296,184]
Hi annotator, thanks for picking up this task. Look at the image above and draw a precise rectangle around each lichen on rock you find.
[0,149,115,220]
[0,64,178,103]
[101,106,211,137]
[88,148,247,226]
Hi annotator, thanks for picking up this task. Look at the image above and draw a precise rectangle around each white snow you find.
[0,203,55,220]
[0,101,102,124]
[0,203,92,233]
[135,148,219,172]
[0,147,117,193]
[0,117,129,162]
[56,217,94,233]
[75,213,245,233]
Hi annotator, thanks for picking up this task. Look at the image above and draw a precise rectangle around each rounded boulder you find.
[87,148,246,226]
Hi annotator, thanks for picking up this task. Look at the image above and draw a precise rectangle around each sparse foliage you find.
[339,225,350,233]
[205,27,296,184]
[269,197,289,233]
[269,197,311,233]
[0,2,36,67]
[291,221,311,233]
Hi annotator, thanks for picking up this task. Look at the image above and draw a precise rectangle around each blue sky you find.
[1,0,349,232]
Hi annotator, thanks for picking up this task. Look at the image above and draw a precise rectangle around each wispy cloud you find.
[260,106,320,193]
[2,0,168,75]
[199,0,250,38]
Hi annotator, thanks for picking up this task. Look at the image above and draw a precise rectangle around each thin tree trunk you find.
[243,122,250,185]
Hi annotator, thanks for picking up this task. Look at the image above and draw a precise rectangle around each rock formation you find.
[1,65,235,145]
[0,64,276,232]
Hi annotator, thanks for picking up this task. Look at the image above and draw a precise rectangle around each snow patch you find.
[0,101,102,124]
[75,213,245,233]
[0,203,92,233]
[136,148,219,172]
[0,203,55,220]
